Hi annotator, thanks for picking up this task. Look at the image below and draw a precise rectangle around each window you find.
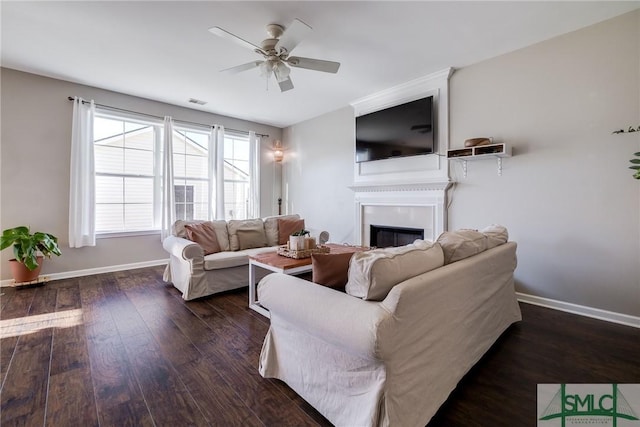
[223,133,250,220]
[94,115,160,233]
[93,110,259,235]
[172,128,210,221]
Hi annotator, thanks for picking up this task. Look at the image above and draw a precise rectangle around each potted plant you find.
[289,229,310,251]
[1,226,61,283]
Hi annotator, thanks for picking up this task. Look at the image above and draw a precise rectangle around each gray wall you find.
[283,11,640,317]
[282,106,356,244]
[0,68,282,280]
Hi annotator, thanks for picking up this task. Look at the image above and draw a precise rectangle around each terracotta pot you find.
[9,256,44,283]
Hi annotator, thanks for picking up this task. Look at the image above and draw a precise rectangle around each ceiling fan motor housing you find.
[266,24,284,39]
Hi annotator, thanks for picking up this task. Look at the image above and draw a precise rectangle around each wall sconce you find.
[273,140,284,162]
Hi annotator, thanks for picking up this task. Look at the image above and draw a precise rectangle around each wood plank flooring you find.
[1,266,638,426]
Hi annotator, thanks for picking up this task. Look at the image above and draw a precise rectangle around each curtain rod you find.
[67,96,269,138]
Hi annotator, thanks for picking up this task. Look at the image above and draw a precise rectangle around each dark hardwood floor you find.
[1,266,638,426]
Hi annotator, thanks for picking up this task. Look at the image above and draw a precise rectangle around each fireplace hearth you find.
[370,225,424,248]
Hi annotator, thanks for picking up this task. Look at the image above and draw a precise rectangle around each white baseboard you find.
[517,292,640,329]
[0,259,168,288]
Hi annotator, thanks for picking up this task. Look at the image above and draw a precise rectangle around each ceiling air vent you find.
[188,98,207,105]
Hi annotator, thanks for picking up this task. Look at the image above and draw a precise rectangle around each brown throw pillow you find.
[236,228,268,250]
[184,222,221,255]
[278,218,305,245]
[311,252,354,291]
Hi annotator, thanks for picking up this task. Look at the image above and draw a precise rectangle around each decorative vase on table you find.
[289,229,310,251]
[289,235,306,251]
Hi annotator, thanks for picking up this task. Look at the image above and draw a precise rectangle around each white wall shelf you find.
[447,143,511,177]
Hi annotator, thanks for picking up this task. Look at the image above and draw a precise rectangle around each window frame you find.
[93,110,163,237]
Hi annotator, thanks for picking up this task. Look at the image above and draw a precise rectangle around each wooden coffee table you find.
[248,244,369,317]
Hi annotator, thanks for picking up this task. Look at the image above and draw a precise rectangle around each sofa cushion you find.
[173,219,230,252]
[228,218,265,251]
[346,240,444,301]
[203,246,276,270]
[184,222,221,255]
[437,229,488,264]
[278,218,306,245]
[311,252,353,291]
[237,228,268,250]
[481,224,509,249]
[263,214,301,247]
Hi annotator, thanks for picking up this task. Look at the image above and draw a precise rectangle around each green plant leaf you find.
[634,152,640,156]
[630,159,640,164]
[629,166,640,170]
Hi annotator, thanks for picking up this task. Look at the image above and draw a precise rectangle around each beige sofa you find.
[257,229,521,427]
[162,214,301,300]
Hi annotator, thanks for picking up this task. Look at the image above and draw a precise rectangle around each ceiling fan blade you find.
[278,76,294,92]
[220,61,263,74]
[287,56,340,74]
[275,19,312,54]
[209,26,261,52]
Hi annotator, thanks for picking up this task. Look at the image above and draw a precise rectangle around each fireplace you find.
[370,225,424,248]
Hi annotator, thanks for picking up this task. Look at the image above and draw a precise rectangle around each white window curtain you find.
[69,97,96,248]
[248,131,261,219]
[160,116,175,240]
[213,125,226,219]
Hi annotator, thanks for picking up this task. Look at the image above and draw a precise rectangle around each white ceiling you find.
[2,1,638,128]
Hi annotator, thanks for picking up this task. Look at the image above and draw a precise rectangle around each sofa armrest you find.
[163,235,204,260]
[258,273,389,359]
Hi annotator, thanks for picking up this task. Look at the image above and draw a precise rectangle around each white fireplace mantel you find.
[351,180,451,246]
[349,180,451,193]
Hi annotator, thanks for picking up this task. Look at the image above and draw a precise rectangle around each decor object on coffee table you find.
[289,228,310,251]
[1,226,62,284]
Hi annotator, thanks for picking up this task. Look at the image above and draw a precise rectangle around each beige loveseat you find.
[162,214,301,300]
[257,227,521,427]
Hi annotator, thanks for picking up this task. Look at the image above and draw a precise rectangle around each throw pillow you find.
[228,218,265,251]
[311,252,354,291]
[345,240,444,301]
[436,229,488,264]
[236,228,268,250]
[184,222,222,255]
[174,219,230,251]
[278,218,306,245]
[481,224,508,249]
[263,214,300,246]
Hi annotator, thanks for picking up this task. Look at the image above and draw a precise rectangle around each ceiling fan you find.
[209,19,340,92]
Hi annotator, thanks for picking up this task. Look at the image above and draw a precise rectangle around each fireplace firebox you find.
[370,225,424,248]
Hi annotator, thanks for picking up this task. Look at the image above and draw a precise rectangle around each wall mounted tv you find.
[355,96,435,163]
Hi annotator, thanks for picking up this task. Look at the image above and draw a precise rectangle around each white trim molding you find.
[0,259,168,287]
[517,292,640,329]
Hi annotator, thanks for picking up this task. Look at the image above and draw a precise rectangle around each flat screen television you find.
[355,96,435,163]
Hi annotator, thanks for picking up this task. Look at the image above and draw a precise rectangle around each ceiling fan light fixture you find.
[273,62,290,83]
[259,60,273,78]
